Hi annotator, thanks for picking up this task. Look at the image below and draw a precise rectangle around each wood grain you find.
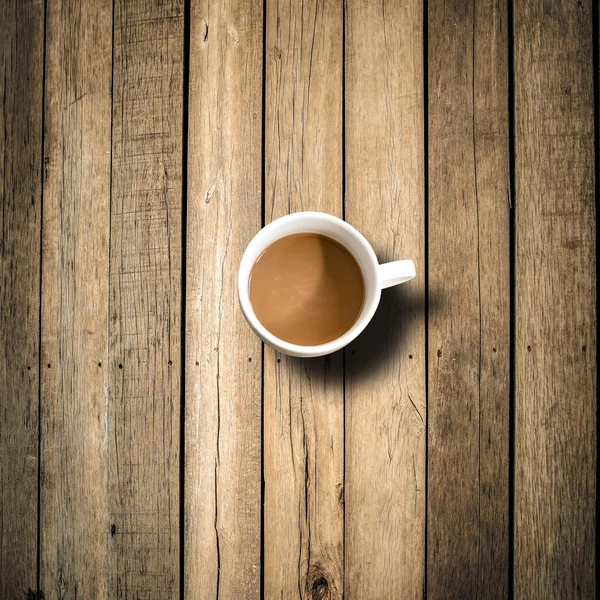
[109,0,184,596]
[184,0,263,597]
[40,0,113,596]
[427,0,510,596]
[0,0,44,596]
[264,0,344,597]
[514,0,596,596]
[344,0,426,597]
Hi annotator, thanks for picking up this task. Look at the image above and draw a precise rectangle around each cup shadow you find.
[281,283,444,381]
[345,283,444,381]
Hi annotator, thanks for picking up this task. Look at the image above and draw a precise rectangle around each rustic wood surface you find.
[514,0,596,597]
[263,0,344,598]
[185,0,263,597]
[0,0,44,596]
[109,0,184,596]
[427,0,510,596]
[345,0,426,597]
[0,0,596,598]
[40,0,113,597]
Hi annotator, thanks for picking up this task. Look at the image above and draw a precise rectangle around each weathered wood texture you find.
[109,0,184,596]
[514,0,596,597]
[427,0,510,596]
[0,0,44,596]
[3,1,598,597]
[184,0,263,598]
[264,0,344,597]
[344,0,426,597]
[40,0,113,596]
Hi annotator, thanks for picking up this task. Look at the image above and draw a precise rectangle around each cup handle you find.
[379,260,416,289]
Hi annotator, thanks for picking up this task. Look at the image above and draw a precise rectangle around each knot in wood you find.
[311,576,329,600]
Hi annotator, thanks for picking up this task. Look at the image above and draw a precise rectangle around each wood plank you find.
[108,0,184,596]
[344,0,426,597]
[263,0,344,597]
[514,0,596,596]
[184,0,263,597]
[0,0,45,596]
[427,0,510,596]
[40,0,113,596]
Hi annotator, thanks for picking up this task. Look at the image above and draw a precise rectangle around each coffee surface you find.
[249,233,365,345]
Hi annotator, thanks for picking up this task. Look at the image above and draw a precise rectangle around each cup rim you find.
[237,212,381,357]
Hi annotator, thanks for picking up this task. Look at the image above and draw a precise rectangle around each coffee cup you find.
[238,211,415,357]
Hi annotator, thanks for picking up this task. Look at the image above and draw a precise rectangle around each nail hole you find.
[118,364,123,369]
[47,364,51,368]
[98,362,102,367]
[277,358,281,363]
[27,365,31,370]
[195,361,199,366]
[582,345,587,352]
[493,348,497,353]
[168,360,172,366]
[527,346,532,352]
[248,357,252,362]
[409,354,413,359]
[437,349,442,357]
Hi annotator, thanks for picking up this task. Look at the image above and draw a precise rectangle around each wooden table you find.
[1,0,596,598]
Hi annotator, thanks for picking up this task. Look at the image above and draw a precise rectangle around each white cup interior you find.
[238,212,381,357]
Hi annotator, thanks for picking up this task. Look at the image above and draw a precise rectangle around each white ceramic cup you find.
[238,211,415,357]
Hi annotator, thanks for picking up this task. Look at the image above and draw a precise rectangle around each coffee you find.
[249,233,365,346]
